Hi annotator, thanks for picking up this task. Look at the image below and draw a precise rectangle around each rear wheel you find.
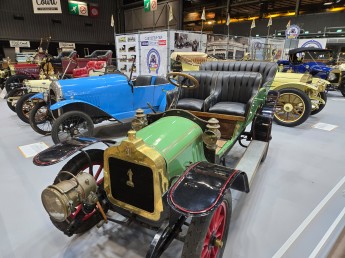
[6,88,28,112]
[181,192,232,258]
[29,101,54,135]
[274,88,311,127]
[311,91,327,115]
[340,88,345,97]
[51,111,94,144]
[15,93,36,123]
[51,149,105,236]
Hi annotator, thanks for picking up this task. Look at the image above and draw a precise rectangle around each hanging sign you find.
[68,1,88,16]
[10,41,30,47]
[285,24,301,39]
[59,42,75,49]
[32,0,62,14]
[144,0,157,12]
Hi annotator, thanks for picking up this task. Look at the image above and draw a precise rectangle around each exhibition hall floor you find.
[0,92,344,258]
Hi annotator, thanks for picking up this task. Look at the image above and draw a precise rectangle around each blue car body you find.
[277,47,341,87]
[33,73,174,121]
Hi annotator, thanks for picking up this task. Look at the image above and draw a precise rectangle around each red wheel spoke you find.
[94,165,103,180]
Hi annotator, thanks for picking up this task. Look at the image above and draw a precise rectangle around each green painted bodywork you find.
[136,116,206,179]
[216,85,269,157]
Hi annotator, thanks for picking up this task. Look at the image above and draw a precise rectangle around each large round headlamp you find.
[41,172,97,222]
[328,72,336,81]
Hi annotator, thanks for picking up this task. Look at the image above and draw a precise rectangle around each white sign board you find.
[59,42,76,49]
[140,32,168,76]
[116,34,140,78]
[32,0,62,14]
[312,122,338,131]
[10,41,30,48]
[298,39,327,49]
[18,142,49,158]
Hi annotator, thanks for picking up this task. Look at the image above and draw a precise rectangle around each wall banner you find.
[298,39,327,49]
[10,41,30,47]
[32,0,62,14]
[140,32,168,76]
[116,34,140,78]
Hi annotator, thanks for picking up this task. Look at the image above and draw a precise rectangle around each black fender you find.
[252,90,279,142]
[33,137,113,166]
[167,161,249,217]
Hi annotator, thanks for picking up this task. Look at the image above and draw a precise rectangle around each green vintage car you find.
[33,64,277,258]
[199,61,328,127]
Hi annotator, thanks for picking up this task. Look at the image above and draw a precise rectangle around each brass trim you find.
[103,133,168,221]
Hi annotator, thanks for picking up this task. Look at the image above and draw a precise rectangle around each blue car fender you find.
[30,92,44,100]
[49,99,109,116]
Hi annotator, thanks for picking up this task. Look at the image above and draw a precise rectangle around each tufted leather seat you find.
[133,75,153,86]
[175,71,220,111]
[200,61,277,88]
[208,72,262,117]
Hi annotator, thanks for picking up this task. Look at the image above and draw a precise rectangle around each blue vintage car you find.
[277,47,343,93]
[29,72,174,143]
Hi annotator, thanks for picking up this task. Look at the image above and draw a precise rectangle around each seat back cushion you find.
[216,72,262,104]
[134,75,153,86]
[154,76,169,85]
[200,61,277,86]
[178,71,218,100]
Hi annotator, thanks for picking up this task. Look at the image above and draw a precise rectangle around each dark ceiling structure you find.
[183,0,345,29]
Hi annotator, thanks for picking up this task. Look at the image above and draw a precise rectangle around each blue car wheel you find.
[51,111,94,144]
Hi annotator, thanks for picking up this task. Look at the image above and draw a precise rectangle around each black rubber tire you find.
[311,91,327,115]
[6,88,28,112]
[340,88,345,97]
[274,88,312,127]
[5,74,29,92]
[50,149,105,235]
[181,191,232,258]
[15,93,36,123]
[29,101,54,135]
[51,111,94,144]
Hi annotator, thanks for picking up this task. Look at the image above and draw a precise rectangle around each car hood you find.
[274,72,307,82]
[58,74,129,99]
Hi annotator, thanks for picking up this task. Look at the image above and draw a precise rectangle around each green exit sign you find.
[144,0,150,12]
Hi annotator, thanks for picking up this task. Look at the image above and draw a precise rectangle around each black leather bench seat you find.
[176,98,204,111]
[209,102,246,116]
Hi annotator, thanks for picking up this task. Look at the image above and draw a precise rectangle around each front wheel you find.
[5,75,29,92]
[51,111,94,144]
[51,149,105,236]
[6,88,28,112]
[311,91,327,115]
[181,192,232,258]
[274,88,311,127]
[15,93,36,123]
[29,101,54,135]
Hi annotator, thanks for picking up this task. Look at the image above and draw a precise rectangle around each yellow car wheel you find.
[274,88,311,127]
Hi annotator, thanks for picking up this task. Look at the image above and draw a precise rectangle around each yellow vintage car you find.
[271,72,328,127]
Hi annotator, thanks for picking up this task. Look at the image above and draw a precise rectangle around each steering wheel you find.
[166,72,199,89]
